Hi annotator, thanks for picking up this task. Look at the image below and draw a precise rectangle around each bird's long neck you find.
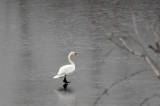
[68,53,74,65]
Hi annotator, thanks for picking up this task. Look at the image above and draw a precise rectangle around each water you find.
[0,0,160,106]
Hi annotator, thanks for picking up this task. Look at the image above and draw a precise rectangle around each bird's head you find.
[71,51,78,56]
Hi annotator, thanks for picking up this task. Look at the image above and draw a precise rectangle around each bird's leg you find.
[63,74,70,84]
[63,83,68,91]
[63,74,67,83]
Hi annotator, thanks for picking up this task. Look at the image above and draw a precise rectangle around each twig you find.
[130,8,139,36]
[156,40,160,49]
[139,93,160,106]
[144,56,160,78]
[119,37,143,57]
[119,37,160,78]
[107,69,146,91]
[107,35,160,78]
[106,35,123,49]
[148,45,158,52]
[93,69,146,106]
[148,40,160,54]
[105,48,115,57]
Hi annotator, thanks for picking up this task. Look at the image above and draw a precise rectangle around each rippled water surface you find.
[0,0,160,106]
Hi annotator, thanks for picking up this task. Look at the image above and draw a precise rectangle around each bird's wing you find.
[58,64,75,75]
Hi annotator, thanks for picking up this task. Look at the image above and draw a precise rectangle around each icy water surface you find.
[0,0,160,106]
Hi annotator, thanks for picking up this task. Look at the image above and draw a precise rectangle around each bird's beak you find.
[75,53,78,56]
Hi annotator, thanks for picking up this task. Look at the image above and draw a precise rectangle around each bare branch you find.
[127,34,145,50]
[93,43,160,105]
[117,37,160,78]
[129,7,148,55]
[106,34,125,50]
[144,56,160,77]
[93,69,147,106]
[119,37,144,57]
[107,34,160,79]
[139,93,160,106]
[130,8,139,36]
[148,40,160,54]
[156,40,160,49]
[130,6,144,47]
[107,69,146,91]
[148,45,157,52]
[105,47,115,56]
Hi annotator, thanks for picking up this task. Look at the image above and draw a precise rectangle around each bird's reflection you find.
[63,83,68,90]
[54,87,76,106]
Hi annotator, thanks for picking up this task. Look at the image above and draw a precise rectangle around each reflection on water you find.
[19,0,33,77]
[54,87,76,106]
[63,83,68,90]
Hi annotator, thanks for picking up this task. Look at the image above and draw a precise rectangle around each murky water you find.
[0,0,160,106]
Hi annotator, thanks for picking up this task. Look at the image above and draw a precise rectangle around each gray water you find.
[0,0,160,106]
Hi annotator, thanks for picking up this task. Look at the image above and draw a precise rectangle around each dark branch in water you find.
[93,69,147,106]
[139,93,160,106]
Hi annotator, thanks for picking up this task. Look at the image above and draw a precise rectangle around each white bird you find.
[53,51,77,83]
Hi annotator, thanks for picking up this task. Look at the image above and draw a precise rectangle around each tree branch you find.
[119,37,144,57]
[148,40,160,54]
[93,69,147,106]
[139,93,160,106]
[144,56,160,78]
[118,37,160,78]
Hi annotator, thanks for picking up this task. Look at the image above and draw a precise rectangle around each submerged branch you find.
[139,93,160,106]
[107,69,146,92]
[118,37,160,78]
[93,69,146,106]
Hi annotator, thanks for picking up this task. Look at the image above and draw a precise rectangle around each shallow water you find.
[0,0,160,106]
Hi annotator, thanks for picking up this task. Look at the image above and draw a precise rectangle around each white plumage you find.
[53,65,75,78]
[53,51,77,79]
